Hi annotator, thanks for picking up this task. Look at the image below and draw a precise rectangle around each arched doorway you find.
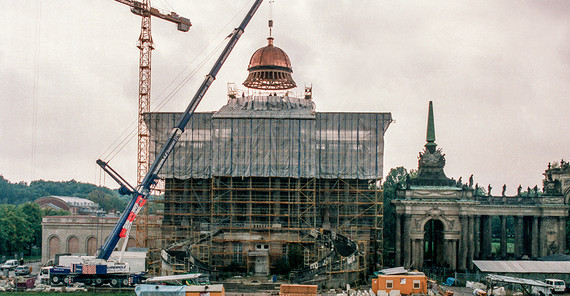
[424,219,445,267]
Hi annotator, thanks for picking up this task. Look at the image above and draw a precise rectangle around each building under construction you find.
[139,35,392,285]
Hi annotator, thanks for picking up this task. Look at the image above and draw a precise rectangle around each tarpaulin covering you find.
[147,96,391,180]
[135,284,186,296]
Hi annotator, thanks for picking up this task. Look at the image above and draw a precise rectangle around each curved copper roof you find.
[243,37,296,90]
[247,37,293,72]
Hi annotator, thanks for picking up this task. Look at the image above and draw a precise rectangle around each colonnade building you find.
[392,102,569,271]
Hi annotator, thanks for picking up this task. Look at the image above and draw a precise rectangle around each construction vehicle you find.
[46,258,142,287]
[43,0,264,287]
[44,252,147,287]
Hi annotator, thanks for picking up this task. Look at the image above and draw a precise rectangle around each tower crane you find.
[113,0,190,250]
[113,0,191,185]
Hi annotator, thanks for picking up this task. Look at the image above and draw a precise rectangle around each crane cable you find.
[99,0,256,165]
[101,36,229,163]
[31,1,42,182]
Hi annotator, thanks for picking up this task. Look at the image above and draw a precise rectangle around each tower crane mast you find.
[113,0,191,186]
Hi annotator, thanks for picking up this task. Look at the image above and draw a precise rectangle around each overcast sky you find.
[1,0,568,195]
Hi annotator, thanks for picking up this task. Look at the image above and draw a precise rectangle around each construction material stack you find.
[279,284,318,296]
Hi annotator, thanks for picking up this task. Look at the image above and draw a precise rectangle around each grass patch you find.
[0,291,133,296]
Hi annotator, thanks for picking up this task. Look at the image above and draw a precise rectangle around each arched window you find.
[86,237,98,256]
[48,236,60,259]
[67,236,79,254]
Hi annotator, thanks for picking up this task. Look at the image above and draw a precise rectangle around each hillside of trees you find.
[0,176,127,212]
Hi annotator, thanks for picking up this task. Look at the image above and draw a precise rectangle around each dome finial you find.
[268,0,274,37]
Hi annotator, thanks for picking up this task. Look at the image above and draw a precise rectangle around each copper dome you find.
[243,37,296,90]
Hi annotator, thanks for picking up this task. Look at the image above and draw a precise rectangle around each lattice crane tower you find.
[114,0,191,185]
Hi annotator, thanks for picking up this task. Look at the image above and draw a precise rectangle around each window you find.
[233,243,243,263]
[386,280,393,289]
[413,280,420,289]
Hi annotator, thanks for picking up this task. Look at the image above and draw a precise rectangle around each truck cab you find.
[37,267,51,285]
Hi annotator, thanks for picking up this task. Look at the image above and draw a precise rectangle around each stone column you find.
[560,217,567,254]
[409,232,425,270]
[403,215,411,268]
[395,214,401,266]
[458,216,467,270]
[532,216,539,258]
[514,216,523,258]
[481,216,492,258]
[411,239,420,269]
[500,216,507,258]
[474,216,481,259]
[467,216,474,270]
[418,239,426,270]
[539,217,548,257]
[446,239,457,270]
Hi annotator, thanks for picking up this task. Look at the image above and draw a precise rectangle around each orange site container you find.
[185,284,225,296]
[279,284,318,296]
[372,274,427,295]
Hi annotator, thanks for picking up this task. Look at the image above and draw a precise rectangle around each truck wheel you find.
[110,278,120,287]
[51,276,60,285]
[122,278,129,287]
[94,277,103,286]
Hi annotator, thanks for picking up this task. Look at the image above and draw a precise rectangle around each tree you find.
[382,166,408,267]
[17,203,43,255]
[0,204,33,256]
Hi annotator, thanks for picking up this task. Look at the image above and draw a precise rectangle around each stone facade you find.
[393,191,568,271]
[41,215,137,264]
[392,102,569,271]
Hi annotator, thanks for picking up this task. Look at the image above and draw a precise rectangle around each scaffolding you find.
[139,176,382,275]
[136,95,391,280]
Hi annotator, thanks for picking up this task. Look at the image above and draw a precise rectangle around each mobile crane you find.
[46,0,264,287]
